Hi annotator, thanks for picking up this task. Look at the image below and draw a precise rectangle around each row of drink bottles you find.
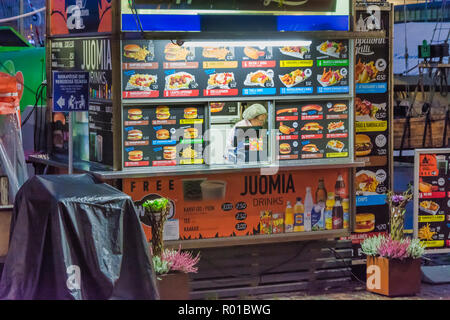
[284,174,349,232]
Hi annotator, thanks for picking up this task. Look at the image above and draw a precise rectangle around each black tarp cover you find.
[0,174,159,300]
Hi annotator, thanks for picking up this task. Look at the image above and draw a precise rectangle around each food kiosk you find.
[36,0,390,298]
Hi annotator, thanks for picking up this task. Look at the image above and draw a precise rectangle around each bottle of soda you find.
[335,174,346,199]
[315,178,327,204]
[332,196,344,229]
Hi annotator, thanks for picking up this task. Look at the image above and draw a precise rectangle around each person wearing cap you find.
[224,103,267,161]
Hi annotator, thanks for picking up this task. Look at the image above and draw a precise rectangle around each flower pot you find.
[157,272,190,300]
[366,256,421,297]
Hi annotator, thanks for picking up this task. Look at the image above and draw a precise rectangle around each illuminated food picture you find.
[279,45,310,58]
[123,44,151,61]
[184,128,198,139]
[207,72,235,89]
[244,70,274,87]
[244,46,266,59]
[127,74,157,90]
[279,122,295,135]
[355,134,373,157]
[184,107,198,119]
[279,143,291,154]
[164,42,192,61]
[419,180,432,193]
[156,106,170,120]
[210,102,225,113]
[163,146,176,160]
[326,140,345,152]
[318,68,344,87]
[355,97,386,121]
[156,129,170,140]
[276,107,298,115]
[355,59,379,83]
[418,223,437,241]
[419,200,440,215]
[317,41,347,57]
[202,47,230,60]
[301,122,323,131]
[127,129,143,141]
[330,104,347,113]
[355,171,378,193]
[327,121,345,132]
[128,108,143,120]
[279,69,310,87]
[165,72,195,90]
[181,147,197,159]
[128,150,143,161]
[301,105,322,113]
[302,144,319,153]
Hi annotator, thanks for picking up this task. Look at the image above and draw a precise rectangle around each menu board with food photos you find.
[350,6,393,258]
[415,151,450,251]
[121,39,350,100]
[275,100,350,161]
[123,105,205,168]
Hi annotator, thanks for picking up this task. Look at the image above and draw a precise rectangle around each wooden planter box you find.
[366,256,421,297]
[157,272,190,300]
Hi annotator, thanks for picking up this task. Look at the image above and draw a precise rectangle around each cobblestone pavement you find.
[248,281,450,300]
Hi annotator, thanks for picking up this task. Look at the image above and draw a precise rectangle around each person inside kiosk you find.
[224,103,268,163]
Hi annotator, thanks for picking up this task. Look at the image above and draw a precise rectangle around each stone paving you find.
[249,281,450,300]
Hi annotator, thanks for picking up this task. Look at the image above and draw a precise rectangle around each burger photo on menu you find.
[202,46,232,60]
[128,108,143,120]
[210,102,225,113]
[326,140,345,152]
[184,128,199,139]
[317,68,345,87]
[327,121,345,133]
[279,143,291,154]
[128,150,143,162]
[123,43,152,62]
[355,59,379,83]
[184,107,198,119]
[127,129,143,141]
[163,146,177,160]
[355,134,373,156]
[355,170,379,194]
[243,46,269,60]
[165,72,196,90]
[156,106,171,120]
[126,73,157,91]
[156,129,170,140]
[316,41,347,58]
[207,72,236,90]
[301,122,323,131]
[244,70,275,87]
[279,69,312,88]
[279,45,310,59]
[302,144,319,153]
[355,213,375,233]
[164,42,193,61]
[355,97,386,121]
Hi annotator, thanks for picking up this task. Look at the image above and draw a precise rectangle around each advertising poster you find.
[121,39,350,100]
[416,153,450,249]
[123,169,350,241]
[50,0,112,36]
[51,37,113,166]
[276,100,350,161]
[123,105,205,168]
[351,7,391,258]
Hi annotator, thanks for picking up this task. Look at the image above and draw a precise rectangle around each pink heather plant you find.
[377,237,411,260]
[162,246,201,274]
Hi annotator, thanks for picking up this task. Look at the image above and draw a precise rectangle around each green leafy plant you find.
[408,238,426,259]
[142,197,170,257]
[143,197,169,213]
[361,234,426,260]
[152,255,170,275]
[361,234,384,256]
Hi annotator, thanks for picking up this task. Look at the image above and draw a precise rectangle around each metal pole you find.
[69,113,73,174]
[19,0,24,36]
